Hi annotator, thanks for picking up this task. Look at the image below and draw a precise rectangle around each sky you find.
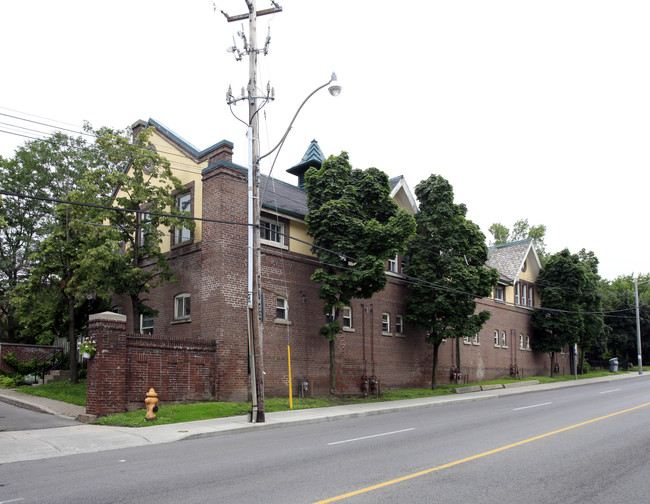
[1,1,649,281]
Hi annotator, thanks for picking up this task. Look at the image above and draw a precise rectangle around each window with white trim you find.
[173,192,192,245]
[528,286,534,307]
[276,297,288,320]
[494,286,504,302]
[395,315,404,334]
[342,306,352,328]
[526,335,530,350]
[387,255,398,273]
[519,334,524,349]
[521,284,527,306]
[515,283,520,305]
[174,293,191,320]
[472,334,480,345]
[494,330,499,346]
[501,331,507,347]
[260,219,284,245]
[382,313,390,333]
[463,335,470,344]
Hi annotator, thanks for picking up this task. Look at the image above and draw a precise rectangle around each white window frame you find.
[276,297,288,321]
[342,306,352,329]
[528,286,534,307]
[501,331,507,348]
[526,335,530,350]
[494,330,499,346]
[260,218,285,247]
[472,334,480,345]
[382,313,391,334]
[387,255,398,273]
[521,284,527,306]
[174,192,192,245]
[463,335,471,345]
[140,313,154,334]
[174,293,191,320]
[395,315,404,335]
[515,283,520,305]
[519,334,524,349]
[494,286,504,302]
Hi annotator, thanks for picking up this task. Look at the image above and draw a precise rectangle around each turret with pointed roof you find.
[286,139,325,189]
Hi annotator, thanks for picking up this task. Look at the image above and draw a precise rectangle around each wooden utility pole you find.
[223,0,282,423]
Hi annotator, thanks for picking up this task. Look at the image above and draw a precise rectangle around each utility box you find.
[609,358,619,372]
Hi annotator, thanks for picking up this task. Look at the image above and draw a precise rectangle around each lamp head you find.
[328,72,342,97]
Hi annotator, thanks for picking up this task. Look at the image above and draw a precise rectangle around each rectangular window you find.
[519,334,524,349]
[463,335,470,344]
[276,297,288,320]
[174,192,192,245]
[521,284,527,306]
[387,255,398,273]
[138,212,152,248]
[494,330,499,346]
[501,331,507,347]
[515,283,520,305]
[140,314,154,334]
[260,219,284,245]
[382,313,390,333]
[494,286,504,302]
[395,315,404,334]
[342,306,352,328]
[528,286,534,307]
[526,335,530,350]
[174,293,191,320]
[473,334,480,345]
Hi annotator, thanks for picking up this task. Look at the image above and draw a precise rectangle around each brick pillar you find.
[86,312,128,417]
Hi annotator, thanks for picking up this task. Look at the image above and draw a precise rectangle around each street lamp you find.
[224,1,341,422]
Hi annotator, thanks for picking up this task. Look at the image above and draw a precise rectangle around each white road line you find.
[513,402,552,411]
[0,499,26,504]
[600,389,621,394]
[328,428,415,446]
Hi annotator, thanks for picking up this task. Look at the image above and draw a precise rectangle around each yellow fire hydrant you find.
[144,388,159,421]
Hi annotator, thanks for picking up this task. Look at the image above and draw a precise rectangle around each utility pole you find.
[223,0,282,423]
[634,277,643,374]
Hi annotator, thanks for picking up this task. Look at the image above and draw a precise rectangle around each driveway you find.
[0,401,79,431]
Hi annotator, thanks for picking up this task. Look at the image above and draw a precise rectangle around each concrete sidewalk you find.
[0,373,646,464]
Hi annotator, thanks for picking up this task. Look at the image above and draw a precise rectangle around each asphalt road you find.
[1,376,649,504]
[0,401,78,432]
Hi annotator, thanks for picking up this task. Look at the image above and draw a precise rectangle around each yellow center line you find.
[312,402,650,504]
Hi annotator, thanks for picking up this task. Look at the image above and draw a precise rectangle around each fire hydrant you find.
[145,388,159,421]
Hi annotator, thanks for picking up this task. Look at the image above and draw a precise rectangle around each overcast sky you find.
[1,1,648,281]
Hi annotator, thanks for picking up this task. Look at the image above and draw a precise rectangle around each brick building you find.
[107,119,567,405]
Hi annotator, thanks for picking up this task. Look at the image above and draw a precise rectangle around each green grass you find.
[12,367,647,428]
[17,379,87,407]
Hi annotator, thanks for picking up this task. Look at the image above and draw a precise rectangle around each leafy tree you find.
[575,249,604,373]
[489,218,548,263]
[404,175,498,389]
[305,153,416,397]
[601,274,650,364]
[531,249,595,376]
[88,126,194,332]
[0,137,69,341]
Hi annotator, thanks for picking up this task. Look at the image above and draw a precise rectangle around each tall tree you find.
[305,152,416,397]
[0,138,66,341]
[88,125,194,332]
[576,249,604,373]
[531,249,587,376]
[404,175,498,389]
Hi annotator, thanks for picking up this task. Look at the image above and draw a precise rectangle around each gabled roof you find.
[486,238,541,283]
[389,175,418,214]
[132,118,233,162]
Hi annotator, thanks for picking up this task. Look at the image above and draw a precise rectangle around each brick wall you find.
[86,312,218,416]
[0,343,60,374]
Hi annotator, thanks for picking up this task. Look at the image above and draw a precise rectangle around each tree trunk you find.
[550,351,556,378]
[68,296,78,385]
[329,339,336,398]
[131,294,140,333]
[431,342,440,390]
